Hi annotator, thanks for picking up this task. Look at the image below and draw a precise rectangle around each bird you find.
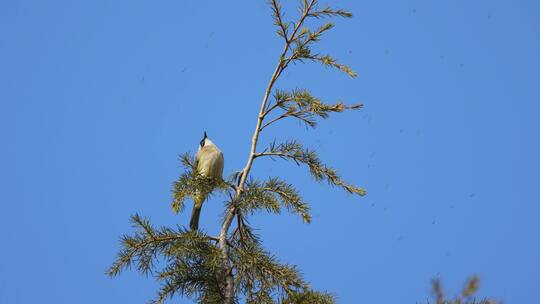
[190,131,224,230]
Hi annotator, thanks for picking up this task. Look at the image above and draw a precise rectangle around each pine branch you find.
[254,141,366,196]
[308,6,353,19]
[288,47,358,77]
[304,22,335,44]
[152,258,226,304]
[309,54,358,77]
[261,89,362,130]
[231,241,308,302]
[282,290,336,304]
[270,3,357,79]
[273,13,356,78]
[107,214,185,277]
[107,215,227,303]
[239,177,312,223]
[270,0,289,43]
[231,214,261,248]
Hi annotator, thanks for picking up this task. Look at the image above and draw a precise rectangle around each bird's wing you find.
[195,148,202,168]
[214,151,224,179]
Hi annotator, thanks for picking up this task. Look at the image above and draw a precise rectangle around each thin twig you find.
[263,100,281,117]
[259,113,289,131]
[254,152,290,158]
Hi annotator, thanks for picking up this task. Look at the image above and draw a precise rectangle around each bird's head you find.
[199,131,215,148]
[199,131,208,148]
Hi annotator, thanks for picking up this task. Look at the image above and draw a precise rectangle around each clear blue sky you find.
[1,0,539,303]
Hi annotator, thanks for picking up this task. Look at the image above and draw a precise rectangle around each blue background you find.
[1,0,539,303]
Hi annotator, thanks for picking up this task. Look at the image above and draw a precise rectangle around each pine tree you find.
[107,1,365,303]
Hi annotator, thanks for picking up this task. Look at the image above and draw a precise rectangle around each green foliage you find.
[232,241,307,303]
[240,177,311,223]
[226,217,334,304]
[270,0,356,78]
[270,0,289,42]
[107,214,226,303]
[262,89,362,130]
[282,290,336,304]
[256,140,366,196]
[307,6,353,19]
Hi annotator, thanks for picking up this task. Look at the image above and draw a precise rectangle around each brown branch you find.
[217,2,317,303]
[263,100,282,118]
[260,187,296,202]
[254,152,290,158]
[259,112,290,131]
[271,0,289,44]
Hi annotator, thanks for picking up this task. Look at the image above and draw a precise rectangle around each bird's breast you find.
[197,149,224,179]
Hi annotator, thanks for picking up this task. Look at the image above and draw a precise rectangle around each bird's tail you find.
[189,204,202,230]
[190,191,207,230]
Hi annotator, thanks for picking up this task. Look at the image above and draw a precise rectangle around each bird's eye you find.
[200,139,205,147]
